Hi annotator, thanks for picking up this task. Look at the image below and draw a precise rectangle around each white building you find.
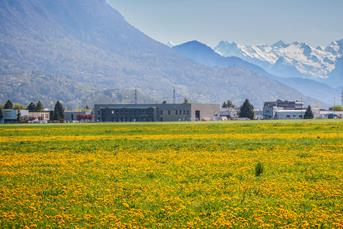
[274,109,306,119]
[319,110,343,119]
[262,99,316,120]
[25,112,50,122]
[215,108,239,120]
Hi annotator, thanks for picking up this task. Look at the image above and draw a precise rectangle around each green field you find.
[0,120,342,228]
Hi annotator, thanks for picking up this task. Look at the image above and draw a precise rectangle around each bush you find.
[255,162,264,177]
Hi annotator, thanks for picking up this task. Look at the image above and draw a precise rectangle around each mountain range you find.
[0,0,325,108]
[173,41,340,105]
[214,40,343,88]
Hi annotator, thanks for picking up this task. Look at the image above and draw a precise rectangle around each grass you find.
[0,120,342,227]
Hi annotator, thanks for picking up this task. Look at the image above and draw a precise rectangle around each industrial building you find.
[94,103,220,122]
[263,99,305,119]
[0,109,18,123]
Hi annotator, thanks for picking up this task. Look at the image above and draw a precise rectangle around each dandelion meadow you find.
[0,120,342,228]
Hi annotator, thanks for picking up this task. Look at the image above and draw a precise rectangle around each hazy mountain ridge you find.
[0,0,321,108]
[173,40,334,105]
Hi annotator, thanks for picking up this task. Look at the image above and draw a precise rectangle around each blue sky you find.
[107,0,343,47]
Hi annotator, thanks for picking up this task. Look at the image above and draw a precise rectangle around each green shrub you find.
[255,162,264,177]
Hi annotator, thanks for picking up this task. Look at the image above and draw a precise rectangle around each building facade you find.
[263,99,305,119]
[26,112,50,122]
[94,103,219,122]
[0,109,18,123]
[64,111,93,122]
[273,110,306,119]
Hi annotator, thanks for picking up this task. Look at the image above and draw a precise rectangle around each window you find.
[176,110,178,115]
[195,110,200,120]
[160,110,163,115]
[168,110,171,115]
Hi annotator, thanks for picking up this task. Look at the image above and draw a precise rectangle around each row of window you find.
[110,117,152,122]
[160,110,190,115]
[286,115,303,118]
[111,110,153,115]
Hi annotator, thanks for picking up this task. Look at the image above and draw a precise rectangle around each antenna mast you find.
[173,88,176,104]
[134,88,137,104]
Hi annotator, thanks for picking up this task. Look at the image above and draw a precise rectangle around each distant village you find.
[0,98,342,124]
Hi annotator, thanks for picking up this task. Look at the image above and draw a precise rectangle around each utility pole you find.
[173,88,176,104]
[300,97,303,119]
[333,96,336,116]
[134,88,137,104]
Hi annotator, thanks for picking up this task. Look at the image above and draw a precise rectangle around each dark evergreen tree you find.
[27,102,36,112]
[0,109,3,120]
[53,101,64,121]
[304,105,314,119]
[17,110,21,122]
[35,101,44,112]
[183,98,188,104]
[239,99,255,120]
[227,100,235,108]
[4,100,13,109]
[222,102,227,108]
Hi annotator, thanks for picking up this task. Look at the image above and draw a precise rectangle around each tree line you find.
[0,100,65,121]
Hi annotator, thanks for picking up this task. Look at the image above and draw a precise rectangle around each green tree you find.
[304,105,314,119]
[17,110,21,122]
[13,103,25,110]
[0,109,3,120]
[183,98,188,104]
[227,100,235,108]
[27,102,36,112]
[222,102,227,108]
[330,105,343,111]
[4,100,13,109]
[53,101,64,121]
[35,101,44,112]
[239,99,254,120]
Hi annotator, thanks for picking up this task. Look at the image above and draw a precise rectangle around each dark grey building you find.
[94,103,220,122]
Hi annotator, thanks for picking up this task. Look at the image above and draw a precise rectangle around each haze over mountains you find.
[173,41,341,105]
[0,0,328,108]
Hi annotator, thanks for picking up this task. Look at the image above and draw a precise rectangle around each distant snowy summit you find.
[165,41,176,47]
[215,39,343,80]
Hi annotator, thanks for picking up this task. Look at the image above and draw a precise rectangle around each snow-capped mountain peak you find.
[214,39,343,79]
[272,40,288,49]
[165,41,176,47]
